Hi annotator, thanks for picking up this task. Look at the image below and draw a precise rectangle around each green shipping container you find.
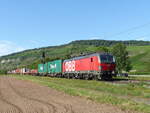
[47,60,62,73]
[38,63,48,73]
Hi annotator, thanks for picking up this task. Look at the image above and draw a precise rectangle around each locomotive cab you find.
[98,53,116,80]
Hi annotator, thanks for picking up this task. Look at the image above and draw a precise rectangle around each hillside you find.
[0,40,150,73]
[127,46,150,72]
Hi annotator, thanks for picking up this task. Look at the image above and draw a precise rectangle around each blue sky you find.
[0,0,150,56]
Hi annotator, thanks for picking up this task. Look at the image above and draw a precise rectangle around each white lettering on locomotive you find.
[65,60,75,72]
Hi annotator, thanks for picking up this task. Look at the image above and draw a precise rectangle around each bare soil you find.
[0,76,136,113]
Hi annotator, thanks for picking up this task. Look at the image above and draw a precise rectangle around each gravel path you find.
[0,76,136,113]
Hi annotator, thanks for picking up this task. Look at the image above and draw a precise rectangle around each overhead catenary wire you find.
[104,22,150,39]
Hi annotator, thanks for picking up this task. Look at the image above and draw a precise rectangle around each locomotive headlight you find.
[112,70,115,74]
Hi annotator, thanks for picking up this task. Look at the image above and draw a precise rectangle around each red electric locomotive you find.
[63,53,116,80]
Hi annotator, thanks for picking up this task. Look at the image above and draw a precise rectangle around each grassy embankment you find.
[127,46,150,74]
[5,74,150,113]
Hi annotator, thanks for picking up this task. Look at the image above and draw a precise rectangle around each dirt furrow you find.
[7,77,75,113]
[8,80,57,113]
[5,77,56,113]
[0,93,23,113]
[0,78,23,113]
[1,78,52,113]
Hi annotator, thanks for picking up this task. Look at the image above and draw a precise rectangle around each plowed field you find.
[0,76,135,113]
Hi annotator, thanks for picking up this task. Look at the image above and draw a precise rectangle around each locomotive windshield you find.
[100,54,115,63]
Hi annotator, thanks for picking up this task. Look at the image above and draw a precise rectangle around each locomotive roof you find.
[64,52,112,62]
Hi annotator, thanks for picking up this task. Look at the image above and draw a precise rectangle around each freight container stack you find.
[38,63,48,75]
[47,60,62,76]
[38,60,62,76]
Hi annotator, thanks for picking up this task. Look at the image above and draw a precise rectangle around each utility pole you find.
[42,51,46,64]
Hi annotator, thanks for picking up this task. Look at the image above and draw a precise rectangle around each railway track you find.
[105,78,150,84]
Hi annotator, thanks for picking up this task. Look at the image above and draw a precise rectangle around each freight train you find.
[8,53,116,80]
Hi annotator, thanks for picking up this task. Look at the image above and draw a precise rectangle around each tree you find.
[0,70,7,74]
[95,46,110,53]
[87,46,110,53]
[111,43,132,74]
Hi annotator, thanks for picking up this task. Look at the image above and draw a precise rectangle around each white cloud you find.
[136,37,146,41]
[0,40,25,56]
[135,37,150,41]
[29,40,40,45]
[89,36,104,40]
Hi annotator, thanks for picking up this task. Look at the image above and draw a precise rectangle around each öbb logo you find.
[65,61,75,72]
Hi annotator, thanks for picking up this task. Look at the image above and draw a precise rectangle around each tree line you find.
[70,40,150,46]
